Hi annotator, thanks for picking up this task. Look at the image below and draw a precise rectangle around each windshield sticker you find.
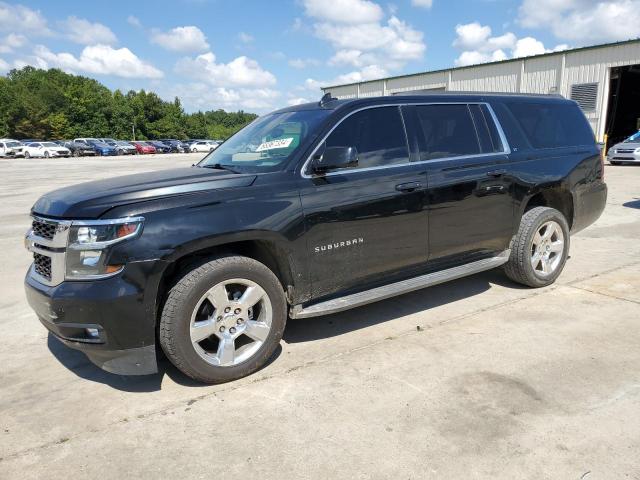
[256,137,293,152]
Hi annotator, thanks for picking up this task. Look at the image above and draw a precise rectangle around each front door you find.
[406,103,515,263]
[299,106,429,299]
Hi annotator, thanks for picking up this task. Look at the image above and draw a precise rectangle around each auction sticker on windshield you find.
[256,138,293,152]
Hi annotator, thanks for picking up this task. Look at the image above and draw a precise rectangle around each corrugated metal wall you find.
[323,40,640,141]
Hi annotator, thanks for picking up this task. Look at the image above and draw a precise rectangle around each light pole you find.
[132,123,136,141]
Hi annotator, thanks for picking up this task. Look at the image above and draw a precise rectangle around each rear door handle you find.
[487,169,507,177]
[395,182,422,193]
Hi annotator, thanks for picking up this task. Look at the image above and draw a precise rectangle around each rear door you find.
[299,105,429,299]
[407,103,515,262]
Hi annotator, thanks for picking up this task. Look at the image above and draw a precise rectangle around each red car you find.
[131,141,157,154]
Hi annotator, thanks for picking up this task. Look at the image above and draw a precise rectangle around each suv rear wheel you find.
[504,206,570,287]
[160,255,287,383]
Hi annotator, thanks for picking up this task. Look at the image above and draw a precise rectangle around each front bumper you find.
[25,259,166,375]
[607,151,640,162]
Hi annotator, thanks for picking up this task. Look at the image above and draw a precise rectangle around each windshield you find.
[42,142,58,147]
[198,109,330,172]
[623,131,640,143]
[6,141,20,147]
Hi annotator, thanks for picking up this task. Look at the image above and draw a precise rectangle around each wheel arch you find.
[155,234,300,323]
[519,186,575,231]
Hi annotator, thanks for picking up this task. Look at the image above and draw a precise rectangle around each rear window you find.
[505,101,594,149]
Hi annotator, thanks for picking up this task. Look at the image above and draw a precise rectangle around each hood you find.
[32,167,257,218]
[611,142,640,150]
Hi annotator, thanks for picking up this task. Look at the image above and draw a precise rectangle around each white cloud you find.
[453,22,568,66]
[288,57,321,68]
[0,33,27,53]
[302,64,388,94]
[168,82,281,112]
[302,0,384,24]
[411,0,433,8]
[61,16,118,45]
[518,0,640,43]
[127,15,142,28]
[33,44,163,78]
[151,26,209,53]
[176,52,276,88]
[0,57,9,72]
[0,2,51,35]
[237,32,254,44]
[287,97,311,106]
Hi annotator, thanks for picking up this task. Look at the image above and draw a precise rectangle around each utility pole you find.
[132,123,135,141]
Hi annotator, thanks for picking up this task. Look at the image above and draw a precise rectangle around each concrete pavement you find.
[1,155,639,479]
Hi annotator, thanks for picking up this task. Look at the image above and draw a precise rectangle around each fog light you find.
[85,328,100,339]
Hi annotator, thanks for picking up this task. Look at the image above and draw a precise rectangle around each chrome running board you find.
[290,250,510,319]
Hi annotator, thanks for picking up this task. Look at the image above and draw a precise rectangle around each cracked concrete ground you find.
[1,155,639,479]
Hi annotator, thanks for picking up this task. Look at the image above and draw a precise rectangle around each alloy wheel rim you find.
[530,220,564,277]
[189,278,272,367]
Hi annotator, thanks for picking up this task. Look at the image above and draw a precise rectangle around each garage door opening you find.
[605,64,640,149]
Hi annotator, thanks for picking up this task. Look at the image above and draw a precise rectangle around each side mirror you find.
[312,146,358,174]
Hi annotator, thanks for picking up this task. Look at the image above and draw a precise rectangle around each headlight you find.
[66,217,143,279]
[635,148,640,153]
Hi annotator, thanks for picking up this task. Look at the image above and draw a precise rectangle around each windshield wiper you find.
[201,163,240,173]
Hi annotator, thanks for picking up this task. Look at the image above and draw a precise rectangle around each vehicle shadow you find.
[47,268,520,390]
[284,268,522,344]
[623,199,640,209]
[47,333,283,392]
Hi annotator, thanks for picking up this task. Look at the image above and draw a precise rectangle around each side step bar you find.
[290,250,511,319]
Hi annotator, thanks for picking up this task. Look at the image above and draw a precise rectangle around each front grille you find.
[33,253,52,280]
[32,219,57,240]
[617,149,634,153]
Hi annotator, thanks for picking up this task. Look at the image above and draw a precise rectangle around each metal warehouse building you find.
[322,39,640,147]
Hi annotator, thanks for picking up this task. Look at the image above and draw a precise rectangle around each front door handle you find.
[395,182,422,193]
[487,169,507,177]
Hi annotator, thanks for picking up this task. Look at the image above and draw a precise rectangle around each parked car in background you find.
[190,140,219,152]
[62,141,97,157]
[0,139,24,157]
[74,138,99,145]
[607,131,640,165]
[85,140,118,156]
[106,140,137,155]
[131,141,157,154]
[159,139,188,153]
[22,141,71,158]
[148,140,172,153]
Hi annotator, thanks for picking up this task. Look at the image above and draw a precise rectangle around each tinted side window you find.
[325,106,409,169]
[414,105,481,160]
[506,101,594,149]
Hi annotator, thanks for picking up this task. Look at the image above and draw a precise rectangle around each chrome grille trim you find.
[25,216,71,286]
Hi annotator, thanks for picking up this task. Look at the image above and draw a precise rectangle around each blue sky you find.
[1,0,639,112]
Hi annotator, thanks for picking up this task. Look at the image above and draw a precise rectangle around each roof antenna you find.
[319,92,335,107]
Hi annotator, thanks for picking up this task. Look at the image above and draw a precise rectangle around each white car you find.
[22,142,71,159]
[190,140,219,153]
[0,139,24,158]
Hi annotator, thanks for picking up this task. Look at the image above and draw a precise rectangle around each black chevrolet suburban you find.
[24,93,607,383]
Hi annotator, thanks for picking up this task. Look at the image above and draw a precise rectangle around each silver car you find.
[607,131,640,165]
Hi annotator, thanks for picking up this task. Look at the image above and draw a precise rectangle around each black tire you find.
[160,255,287,384]
[44,151,49,158]
[24,151,30,159]
[504,206,570,288]
[73,150,80,157]
[117,149,124,156]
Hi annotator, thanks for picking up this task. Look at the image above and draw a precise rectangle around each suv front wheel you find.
[160,255,287,383]
[504,206,570,288]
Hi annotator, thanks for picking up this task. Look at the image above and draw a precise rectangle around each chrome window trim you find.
[300,102,511,178]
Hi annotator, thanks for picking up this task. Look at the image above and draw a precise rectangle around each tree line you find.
[0,66,258,141]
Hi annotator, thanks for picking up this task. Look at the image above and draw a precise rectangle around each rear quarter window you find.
[505,101,594,149]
